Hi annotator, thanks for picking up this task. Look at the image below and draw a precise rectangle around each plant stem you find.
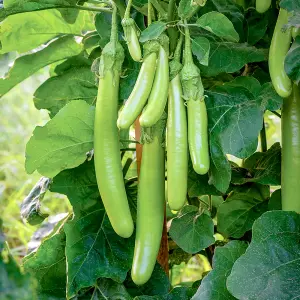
[124,0,133,19]
[183,20,193,64]
[260,119,267,152]
[173,33,183,62]
[150,0,167,18]
[110,2,118,47]
[148,0,152,26]
[167,0,178,54]
[113,0,126,17]
[271,110,281,118]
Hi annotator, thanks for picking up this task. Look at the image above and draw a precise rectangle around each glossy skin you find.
[269,9,292,98]
[167,75,188,210]
[94,69,134,238]
[139,46,169,127]
[127,26,142,62]
[187,98,210,175]
[281,83,300,213]
[131,126,165,285]
[117,52,157,129]
[256,0,271,13]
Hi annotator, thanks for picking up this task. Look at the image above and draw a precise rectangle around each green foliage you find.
[169,206,215,254]
[192,240,248,300]
[25,100,95,178]
[196,12,239,42]
[139,21,167,43]
[0,36,83,97]
[227,211,300,299]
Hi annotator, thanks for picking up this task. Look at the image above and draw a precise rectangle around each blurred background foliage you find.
[0,52,281,284]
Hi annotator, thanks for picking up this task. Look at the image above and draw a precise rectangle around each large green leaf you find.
[50,160,134,298]
[244,8,269,45]
[78,278,132,299]
[196,12,239,42]
[0,220,37,300]
[192,240,248,300]
[0,9,88,54]
[285,36,300,85]
[169,206,215,254]
[217,184,269,238]
[227,211,300,300]
[125,264,170,297]
[191,37,210,66]
[139,21,167,43]
[1,0,82,23]
[25,100,95,178]
[206,84,263,192]
[280,0,300,12]
[34,64,97,117]
[199,41,267,76]
[0,36,83,97]
[243,143,281,185]
[135,286,197,299]
[23,227,67,300]
[188,168,222,197]
[178,0,199,19]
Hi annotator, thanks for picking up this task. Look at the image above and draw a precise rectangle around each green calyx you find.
[157,33,170,54]
[169,34,183,80]
[141,111,167,145]
[121,17,135,27]
[169,60,182,81]
[99,41,125,77]
[180,62,204,100]
[143,39,160,59]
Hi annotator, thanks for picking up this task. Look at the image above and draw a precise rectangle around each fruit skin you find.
[117,51,157,129]
[139,45,169,127]
[256,0,271,13]
[281,83,300,214]
[131,117,166,285]
[122,18,142,62]
[167,74,188,210]
[94,42,134,238]
[269,8,292,98]
[187,97,210,175]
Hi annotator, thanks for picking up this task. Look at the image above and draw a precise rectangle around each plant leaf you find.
[169,205,215,254]
[50,160,134,298]
[227,211,300,300]
[217,184,269,238]
[0,9,88,54]
[125,264,170,297]
[280,0,300,12]
[178,0,198,19]
[34,64,97,117]
[196,12,239,42]
[191,37,210,66]
[25,100,95,178]
[192,240,248,300]
[0,0,81,24]
[206,83,264,192]
[200,41,267,77]
[285,36,300,85]
[23,227,67,299]
[0,36,83,97]
[139,21,167,43]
